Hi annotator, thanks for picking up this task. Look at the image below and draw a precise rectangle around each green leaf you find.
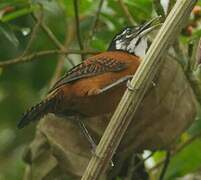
[0,0,28,9]
[153,151,166,162]
[164,138,201,179]
[188,108,201,136]
[0,4,40,22]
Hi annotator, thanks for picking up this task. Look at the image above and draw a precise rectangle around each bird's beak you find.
[138,16,162,37]
[130,16,162,39]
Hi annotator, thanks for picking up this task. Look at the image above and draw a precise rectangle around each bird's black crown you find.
[108,17,161,58]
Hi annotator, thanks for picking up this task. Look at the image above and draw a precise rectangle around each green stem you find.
[1,4,40,22]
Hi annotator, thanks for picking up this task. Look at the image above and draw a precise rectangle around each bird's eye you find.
[126,28,131,34]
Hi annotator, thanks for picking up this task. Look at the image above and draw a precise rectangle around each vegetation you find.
[0,0,201,179]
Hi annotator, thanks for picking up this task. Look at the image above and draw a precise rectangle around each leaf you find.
[0,0,28,9]
[0,4,40,22]
[188,108,201,136]
[153,151,166,162]
[164,138,201,179]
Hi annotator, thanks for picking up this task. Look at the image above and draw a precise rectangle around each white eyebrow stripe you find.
[122,30,127,34]
[115,40,126,50]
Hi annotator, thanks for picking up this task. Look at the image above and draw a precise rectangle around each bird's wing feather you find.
[49,56,128,93]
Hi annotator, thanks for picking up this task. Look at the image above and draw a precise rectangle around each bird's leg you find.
[99,75,134,93]
[74,117,115,167]
[159,150,171,180]
[74,117,97,154]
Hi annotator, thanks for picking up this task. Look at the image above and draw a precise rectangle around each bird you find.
[18,17,160,148]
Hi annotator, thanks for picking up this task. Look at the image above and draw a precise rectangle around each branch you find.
[32,9,75,68]
[0,49,100,68]
[32,13,65,50]
[81,1,197,179]
[131,152,155,174]
[195,38,201,66]
[32,4,89,70]
[86,0,105,47]
[10,10,43,65]
[49,22,76,87]
[118,0,135,25]
[73,0,84,60]
[153,0,166,21]
[90,0,104,37]
[21,11,43,56]
[167,0,176,15]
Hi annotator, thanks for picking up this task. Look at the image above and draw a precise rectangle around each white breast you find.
[127,37,148,59]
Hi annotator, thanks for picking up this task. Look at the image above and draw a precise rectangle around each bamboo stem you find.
[81,0,197,179]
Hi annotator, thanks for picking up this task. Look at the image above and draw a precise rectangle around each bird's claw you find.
[126,80,139,91]
[91,145,114,167]
[91,146,100,158]
[151,81,156,87]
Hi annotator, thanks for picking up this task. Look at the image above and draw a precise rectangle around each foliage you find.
[0,0,201,179]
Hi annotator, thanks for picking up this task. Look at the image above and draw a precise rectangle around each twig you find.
[66,56,76,68]
[159,151,171,180]
[118,0,135,25]
[0,49,100,68]
[167,0,176,15]
[85,0,104,48]
[91,0,104,36]
[195,38,201,67]
[131,152,155,174]
[86,0,105,47]
[10,10,43,68]
[153,0,166,21]
[21,11,43,56]
[81,1,196,179]
[73,0,84,60]
[31,13,65,50]
[49,22,76,87]
[172,39,187,69]
[49,56,65,87]
[32,9,76,68]
[125,152,155,179]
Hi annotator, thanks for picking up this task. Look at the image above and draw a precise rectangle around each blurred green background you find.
[0,0,201,179]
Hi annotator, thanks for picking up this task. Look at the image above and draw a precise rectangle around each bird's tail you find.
[18,91,62,129]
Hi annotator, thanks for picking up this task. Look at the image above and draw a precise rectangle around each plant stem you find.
[81,1,197,179]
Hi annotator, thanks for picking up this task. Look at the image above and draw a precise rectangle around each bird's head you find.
[108,17,161,58]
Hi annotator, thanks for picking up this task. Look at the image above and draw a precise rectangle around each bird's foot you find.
[126,80,140,91]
